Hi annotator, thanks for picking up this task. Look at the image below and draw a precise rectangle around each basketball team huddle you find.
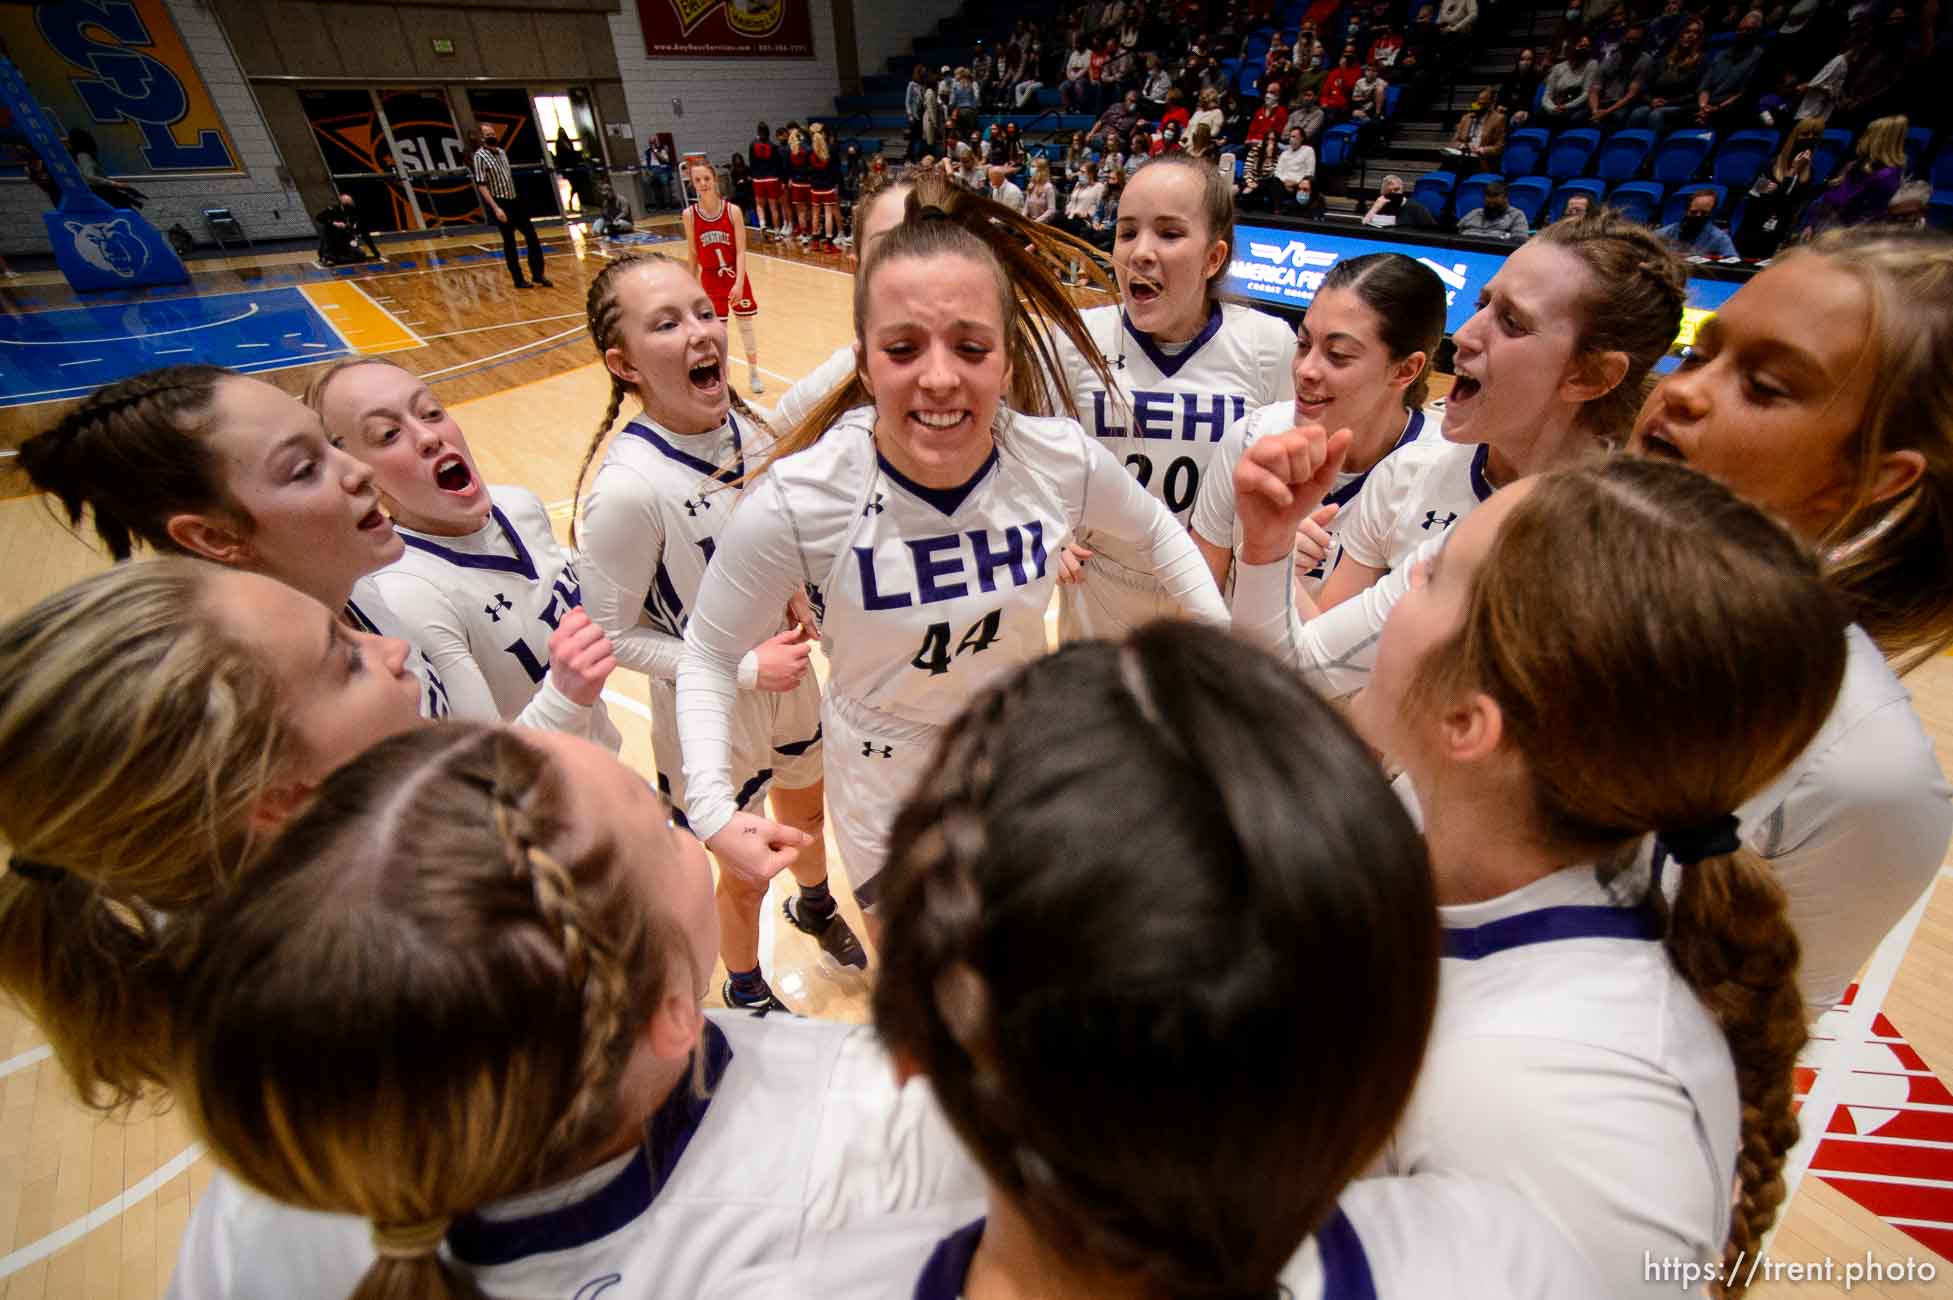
[3,152,1951,1300]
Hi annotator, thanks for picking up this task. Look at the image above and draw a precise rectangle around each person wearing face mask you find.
[1498,47,1543,125]
[1245,88,1289,146]
[1457,178,1530,240]
[1697,9,1767,132]
[1588,23,1653,130]
[1444,95,1507,168]
[1289,86,1328,146]
[1154,123,1184,155]
[1659,188,1740,259]
[1541,37,1598,125]
[1363,174,1409,226]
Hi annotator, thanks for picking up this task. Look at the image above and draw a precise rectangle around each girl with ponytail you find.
[1231,228,1953,1013]
[19,365,453,718]
[168,724,981,1299]
[573,250,856,1012]
[675,204,1225,922]
[722,626,1601,1299]
[0,560,423,1111]
[1343,458,1843,1294]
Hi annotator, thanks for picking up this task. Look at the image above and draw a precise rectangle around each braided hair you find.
[18,364,237,560]
[874,624,1437,1299]
[177,723,686,1300]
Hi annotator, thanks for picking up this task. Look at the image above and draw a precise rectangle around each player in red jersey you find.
[682,159,764,395]
[748,120,786,239]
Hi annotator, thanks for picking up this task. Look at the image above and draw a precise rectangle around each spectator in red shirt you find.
[1368,23,1404,68]
[1322,48,1362,117]
[1245,88,1290,143]
[1158,87,1192,134]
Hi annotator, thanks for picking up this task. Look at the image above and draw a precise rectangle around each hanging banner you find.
[635,0,814,59]
[0,0,241,175]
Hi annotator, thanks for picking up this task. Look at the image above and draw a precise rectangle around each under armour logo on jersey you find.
[861,742,893,758]
[863,493,886,516]
[683,495,711,517]
[1422,511,1459,531]
[484,592,514,621]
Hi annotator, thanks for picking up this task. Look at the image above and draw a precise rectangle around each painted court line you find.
[0,302,261,346]
[420,311,583,341]
[55,357,100,366]
[0,1143,204,1280]
[416,325,585,381]
[0,1045,51,1079]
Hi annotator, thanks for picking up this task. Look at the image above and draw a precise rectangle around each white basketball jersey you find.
[1053,302,1296,579]
[580,411,818,815]
[345,578,451,719]
[1387,864,1739,1292]
[370,487,619,748]
[1335,437,1494,574]
[166,1011,984,1300]
[714,1171,1601,1298]
[1192,402,1440,596]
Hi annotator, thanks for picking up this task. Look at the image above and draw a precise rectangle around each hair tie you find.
[916,205,958,224]
[371,1217,451,1260]
[8,856,69,885]
[1662,813,1742,866]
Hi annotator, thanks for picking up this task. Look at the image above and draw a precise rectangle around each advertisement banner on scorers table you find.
[1227,223,1741,347]
[635,0,815,58]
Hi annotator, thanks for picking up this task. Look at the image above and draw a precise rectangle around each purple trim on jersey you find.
[1121,304,1224,378]
[875,446,1001,518]
[773,724,822,757]
[1467,441,1495,502]
[622,414,746,487]
[1316,1206,1379,1300]
[657,769,774,830]
[914,1218,986,1300]
[397,505,540,580]
[1441,903,1664,961]
[343,600,382,634]
[1325,410,1426,511]
[446,1021,734,1267]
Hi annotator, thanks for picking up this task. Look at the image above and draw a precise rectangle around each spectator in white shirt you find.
[986,163,1025,212]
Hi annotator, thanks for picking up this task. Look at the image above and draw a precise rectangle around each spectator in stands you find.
[1246,88,1290,145]
[1088,37,1117,108]
[1803,114,1908,233]
[1658,188,1740,257]
[1063,37,1094,110]
[1274,124,1318,211]
[1159,87,1192,135]
[1444,94,1507,169]
[1792,47,1847,124]
[1541,35,1599,126]
[951,66,980,115]
[1321,48,1362,122]
[1368,21,1404,69]
[1647,0,1686,53]
[905,65,930,160]
[1221,90,1250,142]
[1696,9,1766,133]
[1628,16,1707,134]
[1834,9,1909,132]
[1199,55,1232,98]
[1363,174,1410,225]
[1066,129,1094,180]
[1288,86,1327,146]
[1238,132,1279,208]
[920,83,945,154]
[316,193,382,266]
[1191,88,1227,144]
[1155,122,1185,154]
[972,43,994,92]
[1351,63,1390,121]
[1560,192,1594,218]
[1458,178,1531,239]
[1437,0,1478,37]
[1498,47,1544,125]
[1142,54,1173,112]
[987,163,1027,213]
[1024,157,1059,222]
[1589,21,1654,131]
[1294,22,1320,67]
[1129,125,1156,162]
[1734,116,1820,258]
[1060,159,1106,240]
[1013,42,1046,107]
[1119,10,1142,52]
[1292,40,1329,99]
[1106,41,1137,97]
[1090,165,1125,248]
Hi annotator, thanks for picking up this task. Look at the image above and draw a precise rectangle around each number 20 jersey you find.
[1052,302,1296,582]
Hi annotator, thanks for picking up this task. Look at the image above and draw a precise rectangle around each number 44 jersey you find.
[1051,302,1295,629]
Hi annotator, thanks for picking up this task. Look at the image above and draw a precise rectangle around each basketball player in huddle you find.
[682,159,765,396]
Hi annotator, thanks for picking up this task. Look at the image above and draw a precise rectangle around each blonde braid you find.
[485,785,635,1169]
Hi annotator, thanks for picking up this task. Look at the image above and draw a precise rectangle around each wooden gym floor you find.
[0,221,1948,1298]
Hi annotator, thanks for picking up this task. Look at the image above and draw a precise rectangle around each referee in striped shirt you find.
[470,124,552,289]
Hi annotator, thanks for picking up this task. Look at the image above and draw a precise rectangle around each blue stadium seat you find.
[1544,128,1601,182]
[1506,175,1552,224]
[1710,130,1779,191]
[1385,84,1403,117]
[1810,128,1852,183]
[1607,180,1665,224]
[1502,127,1549,178]
[1320,123,1360,167]
[1413,171,1457,219]
[1595,129,1655,183]
[1660,182,1728,226]
[1546,177,1606,222]
[1650,130,1714,186]
[1035,87,1063,108]
[1907,127,1934,175]
[1453,170,1502,220]
[1930,191,1953,232]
